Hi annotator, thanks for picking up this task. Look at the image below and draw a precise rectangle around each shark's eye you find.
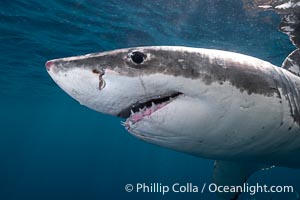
[130,51,146,64]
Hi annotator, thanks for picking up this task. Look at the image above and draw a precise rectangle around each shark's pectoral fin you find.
[212,160,265,200]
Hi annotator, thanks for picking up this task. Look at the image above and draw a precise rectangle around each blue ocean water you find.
[0,0,299,199]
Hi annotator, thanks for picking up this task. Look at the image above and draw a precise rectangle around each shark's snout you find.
[45,61,54,71]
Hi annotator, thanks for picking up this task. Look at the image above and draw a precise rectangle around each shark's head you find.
[46,46,278,158]
[46,46,190,117]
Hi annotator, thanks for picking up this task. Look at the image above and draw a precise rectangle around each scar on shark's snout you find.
[98,74,106,90]
[92,69,106,90]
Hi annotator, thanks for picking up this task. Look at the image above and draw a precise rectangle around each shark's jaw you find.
[119,92,183,129]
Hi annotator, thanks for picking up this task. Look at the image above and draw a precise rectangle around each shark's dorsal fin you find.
[282,49,300,76]
[212,160,266,200]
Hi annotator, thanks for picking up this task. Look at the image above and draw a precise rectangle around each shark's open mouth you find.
[118,92,182,128]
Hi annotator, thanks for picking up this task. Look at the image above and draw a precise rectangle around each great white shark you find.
[45,1,300,200]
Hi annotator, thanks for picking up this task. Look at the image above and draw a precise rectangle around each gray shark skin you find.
[46,1,300,200]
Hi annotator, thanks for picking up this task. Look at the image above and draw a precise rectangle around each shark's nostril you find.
[45,61,53,71]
